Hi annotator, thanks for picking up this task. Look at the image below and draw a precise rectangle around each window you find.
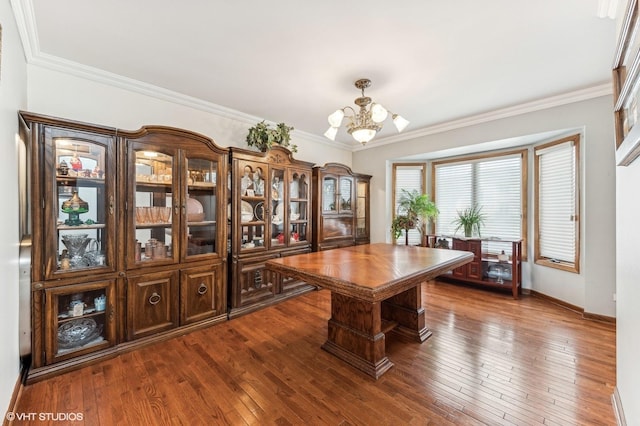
[432,150,527,257]
[391,163,426,245]
[534,134,580,273]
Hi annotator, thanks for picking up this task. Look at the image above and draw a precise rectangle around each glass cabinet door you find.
[48,128,115,279]
[132,149,176,265]
[185,156,219,258]
[322,176,337,212]
[269,167,286,248]
[338,177,353,213]
[236,162,267,253]
[356,180,368,238]
[289,169,310,245]
[45,280,116,364]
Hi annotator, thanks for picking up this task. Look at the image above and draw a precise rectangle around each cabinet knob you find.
[197,283,208,295]
[148,292,161,305]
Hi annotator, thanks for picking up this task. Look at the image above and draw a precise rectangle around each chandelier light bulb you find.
[370,103,388,123]
[392,114,410,132]
[351,128,376,145]
[324,126,339,141]
[327,109,345,127]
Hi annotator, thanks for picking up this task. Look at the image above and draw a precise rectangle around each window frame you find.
[534,134,580,273]
[391,163,427,245]
[430,148,528,260]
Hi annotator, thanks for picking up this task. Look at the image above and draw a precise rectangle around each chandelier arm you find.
[342,106,357,117]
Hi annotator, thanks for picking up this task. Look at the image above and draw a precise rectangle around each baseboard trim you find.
[3,373,24,426]
[584,311,617,324]
[612,387,627,426]
[528,290,615,323]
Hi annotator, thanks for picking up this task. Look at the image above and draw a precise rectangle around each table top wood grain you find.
[266,243,473,302]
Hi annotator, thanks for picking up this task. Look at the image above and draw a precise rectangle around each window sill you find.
[535,258,579,274]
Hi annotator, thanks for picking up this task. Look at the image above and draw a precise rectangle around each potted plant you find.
[391,214,415,246]
[392,189,439,245]
[246,120,297,152]
[453,204,485,237]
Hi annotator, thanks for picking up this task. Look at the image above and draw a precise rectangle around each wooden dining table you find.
[265,243,473,379]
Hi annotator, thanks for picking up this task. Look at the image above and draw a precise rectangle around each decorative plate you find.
[254,202,264,221]
[58,318,102,349]
[227,201,254,220]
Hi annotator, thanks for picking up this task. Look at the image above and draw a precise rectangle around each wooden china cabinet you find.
[228,146,315,318]
[20,112,119,382]
[312,163,371,251]
[119,126,228,340]
[19,112,228,382]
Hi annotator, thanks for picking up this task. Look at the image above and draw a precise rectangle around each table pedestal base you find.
[321,284,431,379]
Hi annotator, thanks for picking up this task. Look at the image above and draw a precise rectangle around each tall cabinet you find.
[20,112,228,382]
[312,163,371,251]
[119,126,228,340]
[20,112,119,380]
[228,146,315,318]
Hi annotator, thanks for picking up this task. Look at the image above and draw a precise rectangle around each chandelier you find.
[324,78,409,145]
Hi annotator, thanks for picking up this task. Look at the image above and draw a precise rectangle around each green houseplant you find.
[246,121,297,152]
[453,204,485,237]
[391,214,415,246]
[392,189,439,245]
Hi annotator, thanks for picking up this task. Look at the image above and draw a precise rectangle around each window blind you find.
[536,140,576,263]
[434,154,522,253]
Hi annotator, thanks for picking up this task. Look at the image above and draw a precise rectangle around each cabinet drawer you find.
[180,263,225,325]
[127,270,178,340]
[234,254,279,307]
[468,241,482,259]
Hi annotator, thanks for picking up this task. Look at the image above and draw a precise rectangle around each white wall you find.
[615,1,640,421]
[0,0,28,414]
[26,66,352,167]
[616,159,640,423]
[353,96,616,318]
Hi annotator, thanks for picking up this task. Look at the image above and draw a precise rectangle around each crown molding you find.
[355,83,613,151]
[10,0,38,62]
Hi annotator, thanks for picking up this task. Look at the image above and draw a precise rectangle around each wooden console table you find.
[265,243,473,379]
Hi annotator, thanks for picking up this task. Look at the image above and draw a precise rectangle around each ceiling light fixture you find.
[324,78,409,145]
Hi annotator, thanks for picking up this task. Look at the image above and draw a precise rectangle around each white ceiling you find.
[14,0,617,149]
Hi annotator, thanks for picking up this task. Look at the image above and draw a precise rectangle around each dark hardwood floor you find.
[13,280,616,425]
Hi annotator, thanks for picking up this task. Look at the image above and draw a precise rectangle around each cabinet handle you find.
[174,198,180,217]
[148,292,161,305]
[109,195,114,215]
[108,305,114,321]
[197,283,208,295]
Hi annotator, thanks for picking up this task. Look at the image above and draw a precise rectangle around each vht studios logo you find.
[6,412,84,422]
